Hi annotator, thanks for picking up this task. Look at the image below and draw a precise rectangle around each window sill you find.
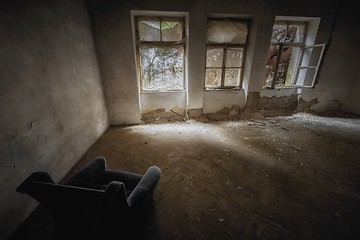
[141,90,186,94]
[204,87,242,91]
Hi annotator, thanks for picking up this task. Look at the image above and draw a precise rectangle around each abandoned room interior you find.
[1,0,360,239]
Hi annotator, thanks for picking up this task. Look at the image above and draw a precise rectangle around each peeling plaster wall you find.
[89,0,342,125]
[260,89,298,98]
[301,0,360,113]
[140,92,186,112]
[86,0,273,124]
[0,1,108,239]
[203,90,246,114]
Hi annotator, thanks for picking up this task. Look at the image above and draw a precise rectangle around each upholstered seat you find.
[16,157,161,240]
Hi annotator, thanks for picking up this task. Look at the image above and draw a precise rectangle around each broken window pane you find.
[224,68,241,86]
[205,69,222,87]
[205,19,248,89]
[264,45,294,88]
[264,19,324,89]
[265,21,308,88]
[139,20,161,41]
[289,24,306,43]
[271,24,287,43]
[207,20,248,44]
[136,17,185,92]
[161,21,183,42]
[140,46,184,91]
[271,23,306,44]
[226,48,243,67]
[206,48,223,67]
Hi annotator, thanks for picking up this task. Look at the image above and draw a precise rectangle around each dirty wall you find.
[0,1,108,239]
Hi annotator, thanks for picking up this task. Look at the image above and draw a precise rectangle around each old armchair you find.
[16,157,161,240]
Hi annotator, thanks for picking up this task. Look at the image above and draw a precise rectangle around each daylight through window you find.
[205,19,248,90]
[136,17,185,92]
[264,20,325,89]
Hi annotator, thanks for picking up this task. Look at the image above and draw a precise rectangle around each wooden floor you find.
[11,113,360,240]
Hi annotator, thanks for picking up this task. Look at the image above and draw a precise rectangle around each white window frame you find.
[264,18,326,89]
[204,18,250,90]
[134,16,186,93]
[293,43,326,88]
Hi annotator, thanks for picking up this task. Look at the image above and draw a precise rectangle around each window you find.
[204,19,249,90]
[264,20,326,89]
[135,17,185,92]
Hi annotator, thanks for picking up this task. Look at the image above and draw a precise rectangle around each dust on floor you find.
[12,112,360,240]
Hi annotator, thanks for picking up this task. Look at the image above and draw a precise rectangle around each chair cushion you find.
[64,157,106,188]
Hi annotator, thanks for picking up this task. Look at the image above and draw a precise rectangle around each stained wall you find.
[0,1,108,239]
[89,0,355,125]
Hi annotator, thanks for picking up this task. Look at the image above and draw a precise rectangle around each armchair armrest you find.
[128,166,161,208]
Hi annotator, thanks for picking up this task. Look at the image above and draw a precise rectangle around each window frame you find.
[292,43,326,88]
[264,20,326,89]
[135,16,186,93]
[204,18,250,90]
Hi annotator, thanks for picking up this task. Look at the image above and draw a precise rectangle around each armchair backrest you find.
[63,157,107,188]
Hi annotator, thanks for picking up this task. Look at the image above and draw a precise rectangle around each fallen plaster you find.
[201,104,243,122]
[142,107,186,124]
[142,97,347,124]
[143,105,245,124]
[187,109,203,118]
[297,98,319,112]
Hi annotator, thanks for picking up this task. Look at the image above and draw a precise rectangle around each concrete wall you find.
[301,0,360,113]
[343,71,360,115]
[203,90,246,113]
[89,2,143,125]
[0,1,108,239]
[89,0,349,125]
[140,92,186,112]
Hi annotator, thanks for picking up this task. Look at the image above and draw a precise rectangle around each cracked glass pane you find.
[161,21,183,41]
[224,68,241,86]
[264,46,294,88]
[140,46,184,91]
[271,23,305,43]
[206,48,223,67]
[271,24,287,43]
[205,69,222,88]
[226,48,243,67]
[139,20,160,41]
